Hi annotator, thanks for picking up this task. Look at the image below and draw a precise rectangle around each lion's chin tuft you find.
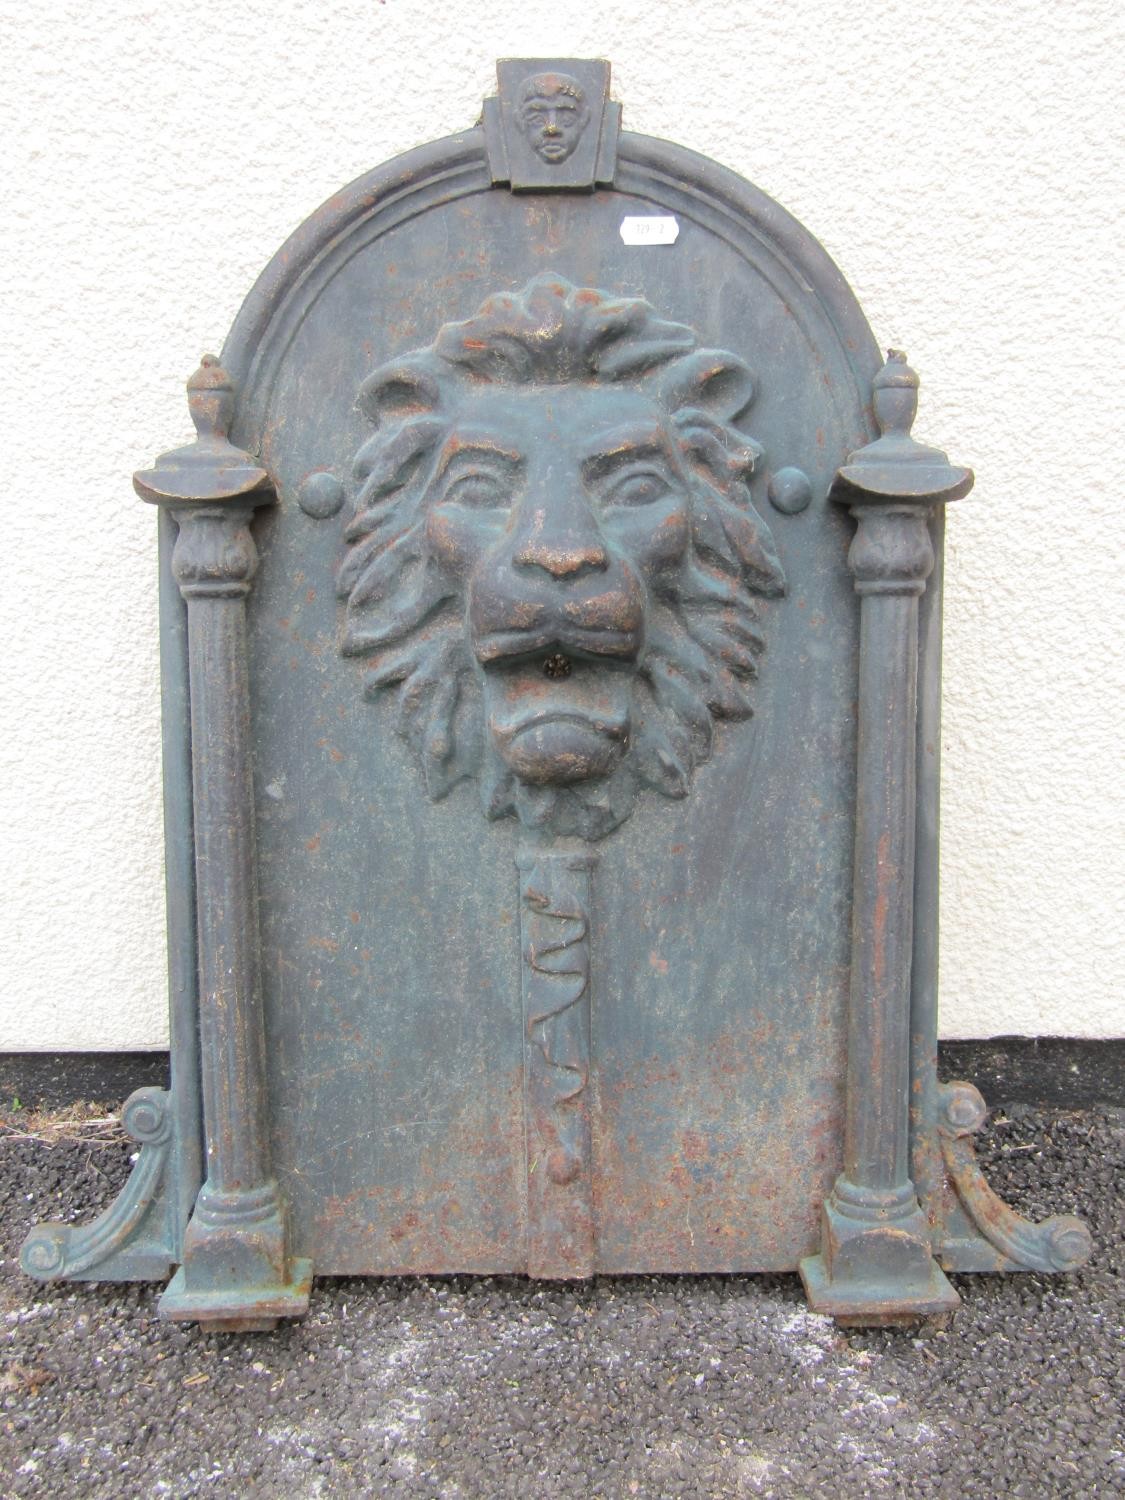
[494,715,629,787]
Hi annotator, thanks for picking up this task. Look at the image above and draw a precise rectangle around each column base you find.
[799,1188,960,1325]
[157,1179,311,1330]
[159,1258,312,1332]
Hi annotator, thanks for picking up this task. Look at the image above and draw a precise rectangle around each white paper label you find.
[619,215,680,246]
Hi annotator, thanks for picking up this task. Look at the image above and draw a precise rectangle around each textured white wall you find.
[1,0,1122,1047]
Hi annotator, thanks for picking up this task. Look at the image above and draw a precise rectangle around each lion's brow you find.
[581,424,675,482]
[435,430,523,478]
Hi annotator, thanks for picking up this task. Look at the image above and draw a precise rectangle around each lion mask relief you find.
[336,274,787,841]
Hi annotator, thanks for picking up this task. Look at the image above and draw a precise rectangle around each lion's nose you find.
[513,512,609,580]
[515,538,608,579]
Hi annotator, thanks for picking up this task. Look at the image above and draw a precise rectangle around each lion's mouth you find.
[486,650,633,748]
[474,625,640,667]
[497,706,630,741]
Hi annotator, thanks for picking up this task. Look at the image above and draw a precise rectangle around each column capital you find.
[846,507,934,596]
[170,506,259,599]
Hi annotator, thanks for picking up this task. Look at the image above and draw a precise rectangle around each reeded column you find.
[801,352,972,1322]
[135,357,311,1329]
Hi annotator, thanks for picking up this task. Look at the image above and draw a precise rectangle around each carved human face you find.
[516,73,589,164]
[424,384,692,788]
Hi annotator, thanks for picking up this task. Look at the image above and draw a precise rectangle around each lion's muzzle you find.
[468,561,646,671]
[468,557,646,787]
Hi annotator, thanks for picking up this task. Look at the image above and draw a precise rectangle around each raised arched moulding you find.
[221,128,882,452]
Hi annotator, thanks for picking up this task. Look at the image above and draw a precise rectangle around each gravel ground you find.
[1,1104,1121,1499]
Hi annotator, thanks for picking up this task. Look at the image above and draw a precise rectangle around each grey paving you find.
[1,1104,1121,1498]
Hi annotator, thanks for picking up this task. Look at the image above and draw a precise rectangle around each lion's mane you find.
[336,275,786,840]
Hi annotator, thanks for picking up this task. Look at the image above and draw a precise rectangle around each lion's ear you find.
[657,351,756,422]
[358,362,441,425]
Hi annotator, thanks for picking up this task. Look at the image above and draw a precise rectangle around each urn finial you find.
[134,358,272,508]
[829,352,973,508]
[186,355,236,444]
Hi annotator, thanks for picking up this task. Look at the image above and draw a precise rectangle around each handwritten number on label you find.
[619,216,680,246]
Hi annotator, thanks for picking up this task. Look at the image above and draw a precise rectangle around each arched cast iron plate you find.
[182,127,900,1276]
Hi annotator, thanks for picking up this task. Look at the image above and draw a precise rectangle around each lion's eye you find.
[443,471,512,509]
[602,468,672,507]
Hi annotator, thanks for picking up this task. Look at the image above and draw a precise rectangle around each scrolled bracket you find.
[938,1081,1093,1274]
[20,1088,176,1283]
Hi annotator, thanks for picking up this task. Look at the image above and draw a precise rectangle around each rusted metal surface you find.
[937,1081,1093,1273]
[799,354,972,1320]
[519,847,595,1277]
[19,1089,175,1283]
[20,59,1091,1327]
[247,244,849,1281]
[135,359,309,1325]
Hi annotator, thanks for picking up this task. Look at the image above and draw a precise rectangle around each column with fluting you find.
[800,352,972,1322]
[135,357,311,1329]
